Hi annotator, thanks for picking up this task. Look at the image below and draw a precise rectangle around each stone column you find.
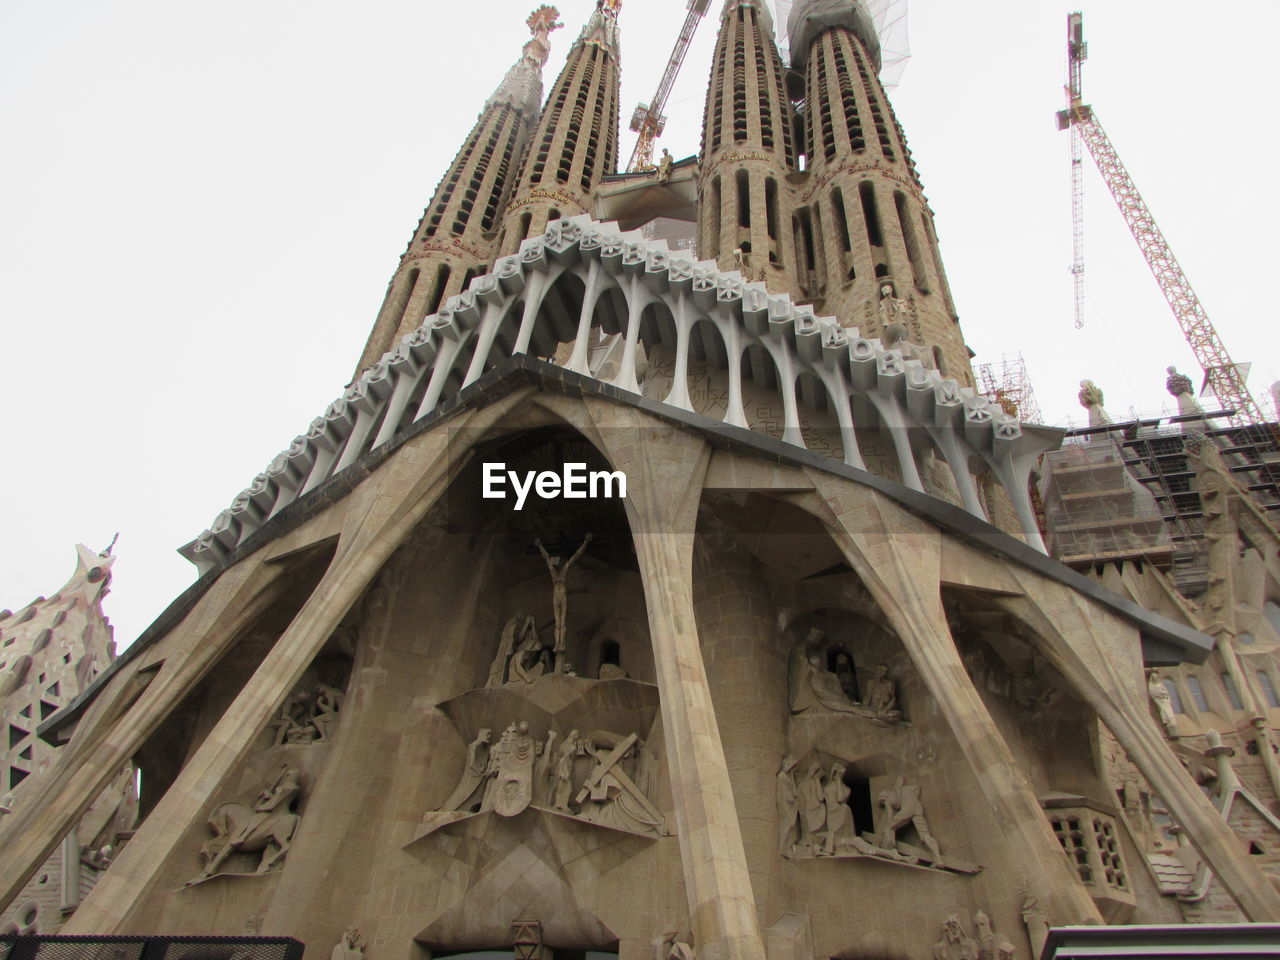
[801,474,1103,926]
[1001,575,1280,922]
[588,403,766,960]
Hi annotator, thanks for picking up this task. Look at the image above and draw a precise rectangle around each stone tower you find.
[354,6,565,376]
[0,544,137,934]
[697,0,797,295]
[787,0,968,385]
[5,3,1280,958]
[498,0,622,257]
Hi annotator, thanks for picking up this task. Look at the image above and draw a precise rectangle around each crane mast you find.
[626,0,711,172]
[1058,12,1266,429]
[1065,13,1085,329]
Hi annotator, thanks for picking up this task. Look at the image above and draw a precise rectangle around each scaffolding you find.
[974,353,1045,423]
[1039,411,1280,591]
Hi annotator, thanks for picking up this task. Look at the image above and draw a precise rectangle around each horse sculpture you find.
[194,764,301,881]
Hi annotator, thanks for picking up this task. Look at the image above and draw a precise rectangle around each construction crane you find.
[626,0,711,173]
[1057,12,1267,429]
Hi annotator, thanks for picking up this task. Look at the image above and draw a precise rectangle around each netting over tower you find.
[773,0,910,85]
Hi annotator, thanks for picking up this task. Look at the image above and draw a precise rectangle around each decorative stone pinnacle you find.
[486,5,564,114]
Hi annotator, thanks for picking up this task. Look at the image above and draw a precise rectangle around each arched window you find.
[1184,674,1209,712]
[1222,673,1244,710]
[1258,671,1280,709]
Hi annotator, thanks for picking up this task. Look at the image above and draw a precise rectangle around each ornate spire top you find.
[487,5,565,115]
[577,0,622,58]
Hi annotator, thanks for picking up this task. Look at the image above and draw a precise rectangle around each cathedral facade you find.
[3,2,1280,959]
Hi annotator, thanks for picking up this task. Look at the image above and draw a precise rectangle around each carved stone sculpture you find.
[1147,670,1179,738]
[441,728,493,813]
[509,617,547,685]
[1021,896,1049,959]
[311,683,343,742]
[488,613,528,687]
[271,693,315,746]
[822,764,854,855]
[796,763,827,854]
[655,148,674,184]
[788,630,901,724]
[195,764,301,881]
[874,779,943,865]
[877,281,910,331]
[863,664,897,716]
[776,755,800,856]
[932,915,979,960]
[487,721,541,816]
[330,927,364,960]
[551,729,581,811]
[575,733,664,835]
[536,533,592,660]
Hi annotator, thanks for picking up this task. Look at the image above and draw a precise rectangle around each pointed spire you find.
[488,5,565,116]
[577,0,622,59]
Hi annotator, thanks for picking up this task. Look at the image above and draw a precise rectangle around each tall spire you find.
[487,5,564,115]
[352,8,563,377]
[496,0,623,256]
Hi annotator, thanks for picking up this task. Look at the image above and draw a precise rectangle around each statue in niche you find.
[194,763,301,881]
[440,728,493,813]
[788,629,901,724]
[270,693,315,746]
[796,763,827,854]
[831,649,858,700]
[874,779,943,866]
[330,927,364,960]
[536,533,592,668]
[551,729,582,811]
[864,664,897,716]
[575,733,664,835]
[877,281,910,330]
[311,683,344,742]
[269,682,345,746]
[509,617,548,686]
[1147,669,1179,738]
[821,763,855,855]
[487,720,542,817]
[776,755,801,856]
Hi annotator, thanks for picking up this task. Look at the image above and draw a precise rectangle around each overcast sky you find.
[2,0,1276,650]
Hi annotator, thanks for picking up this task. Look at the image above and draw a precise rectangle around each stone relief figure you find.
[776,755,801,856]
[796,763,827,854]
[269,683,345,746]
[822,764,855,855]
[831,649,857,700]
[655,148,674,184]
[1147,669,1179,738]
[330,927,364,960]
[973,911,1016,960]
[270,693,314,746]
[488,613,528,687]
[194,763,301,881]
[575,733,665,835]
[877,281,910,330]
[508,617,548,686]
[487,721,542,816]
[311,683,343,742]
[788,629,901,724]
[864,664,897,716]
[440,728,493,813]
[551,729,581,811]
[875,779,943,865]
[536,533,592,664]
[932,915,979,960]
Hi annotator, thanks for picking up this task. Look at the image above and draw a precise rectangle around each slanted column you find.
[58,399,527,932]
[593,406,766,960]
[802,474,1103,927]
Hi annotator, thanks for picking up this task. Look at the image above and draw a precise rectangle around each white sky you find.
[2,0,1277,651]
